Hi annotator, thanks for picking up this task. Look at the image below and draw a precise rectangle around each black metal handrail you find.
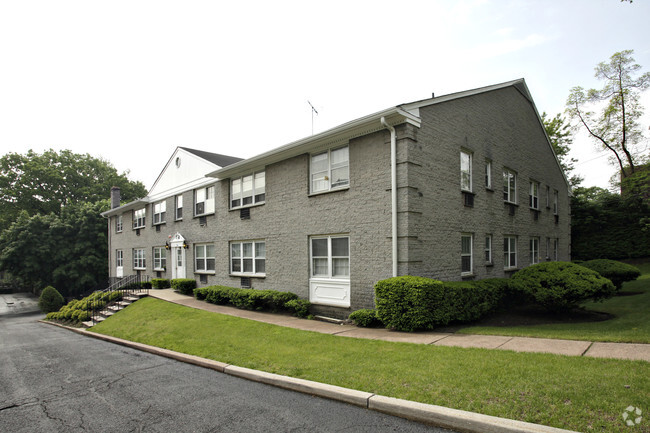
[87,275,150,324]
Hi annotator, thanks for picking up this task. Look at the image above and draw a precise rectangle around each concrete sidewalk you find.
[148,289,650,362]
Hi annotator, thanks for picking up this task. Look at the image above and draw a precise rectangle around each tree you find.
[541,112,583,187]
[566,50,650,181]
[0,149,146,233]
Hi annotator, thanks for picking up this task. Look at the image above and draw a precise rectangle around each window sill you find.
[230,273,266,278]
[461,272,474,279]
[134,268,146,271]
[133,226,145,230]
[485,262,494,267]
[194,212,215,218]
[175,218,182,222]
[153,222,166,226]
[504,201,518,206]
[195,271,216,275]
[153,268,166,272]
[485,187,494,192]
[308,186,349,197]
[504,267,519,272]
[230,202,265,212]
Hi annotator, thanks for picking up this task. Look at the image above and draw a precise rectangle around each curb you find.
[40,320,579,433]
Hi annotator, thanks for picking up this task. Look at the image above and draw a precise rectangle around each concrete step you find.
[117,301,131,307]
[82,321,94,328]
[108,305,121,311]
[100,310,115,317]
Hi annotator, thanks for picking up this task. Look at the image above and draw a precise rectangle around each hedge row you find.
[194,285,311,318]
[45,291,123,323]
[172,279,196,295]
[151,278,171,289]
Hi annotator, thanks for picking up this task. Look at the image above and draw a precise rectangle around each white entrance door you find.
[170,233,187,279]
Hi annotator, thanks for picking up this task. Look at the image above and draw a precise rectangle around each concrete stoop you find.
[82,292,148,328]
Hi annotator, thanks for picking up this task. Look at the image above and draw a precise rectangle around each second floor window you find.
[195,186,215,216]
[133,208,146,229]
[231,172,266,208]
[503,169,517,204]
[175,194,183,220]
[553,190,559,215]
[485,160,492,189]
[116,215,123,232]
[460,151,472,192]
[153,201,166,225]
[311,146,349,193]
[529,181,539,210]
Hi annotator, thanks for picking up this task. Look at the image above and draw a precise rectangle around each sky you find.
[1,0,649,192]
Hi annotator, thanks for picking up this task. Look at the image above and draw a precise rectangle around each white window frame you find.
[310,146,349,194]
[194,244,215,273]
[530,237,540,265]
[503,168,517,204]
[230,241,266,276]
[194,185,215,216]
[504,236,517,270]
[310,235,350,279]
[116,215,123,233]
[133,208,146,229]
[153,247,166,271]
[529,181,540,210]
[231,171,266,209]
[461,233,473,275]
[175,194,183,220]
[116,249,124,268]
[485,160,492,189]
[546,185,551,208]
[553,238,559,261]
[553,190,559,215]
[460,151,472,192]
[133,248,146,270]
[485,234,492,264]
[153,200,166,225]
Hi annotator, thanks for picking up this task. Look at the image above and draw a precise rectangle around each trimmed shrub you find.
[171,278,196,295]
[511,262,616,312]
[140,281,153,290]
[151,278,171,289]
[285,299,311,318]
[196,285,304,315]
[579,259,641,291]
[375,276,506,332]
[38,286,65,313]
[349,309,382,327]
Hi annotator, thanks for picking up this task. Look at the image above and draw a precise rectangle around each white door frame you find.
[170,233,187,279]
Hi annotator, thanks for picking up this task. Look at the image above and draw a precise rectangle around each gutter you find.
[380,117,398,278]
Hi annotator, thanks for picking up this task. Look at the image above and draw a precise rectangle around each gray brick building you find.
[102,79,570,318]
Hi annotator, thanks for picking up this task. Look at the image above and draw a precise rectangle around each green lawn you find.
[91,297,649,433]
[457,261,650,343]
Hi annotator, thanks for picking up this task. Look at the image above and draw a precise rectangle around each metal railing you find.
[87,275,150,324]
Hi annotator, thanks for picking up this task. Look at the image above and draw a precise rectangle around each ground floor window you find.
[310,235,349,278]
[553,238,559,261]
[195,244,215,273]
[504,236,517,269]
[116,250,123,268]
[230,241,266,275]
[461,233,473,275]
[154,247,166,270]
[484,234,492,264]
[530,237,540,265]
[133,249,146,269]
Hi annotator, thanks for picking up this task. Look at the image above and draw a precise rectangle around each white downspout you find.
[381,117,398,277]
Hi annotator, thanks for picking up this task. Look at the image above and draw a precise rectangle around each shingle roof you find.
[179,147,243,167]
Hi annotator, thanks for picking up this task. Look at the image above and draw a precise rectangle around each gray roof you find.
[179,147,243,167]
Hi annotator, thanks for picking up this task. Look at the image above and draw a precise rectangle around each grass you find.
[456,260,650,343]
[91,297,650,433]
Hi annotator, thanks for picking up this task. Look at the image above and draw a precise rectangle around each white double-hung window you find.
[153,201,166,224]
[311,236,350,278]
[116,215,123,232]
[460,151,472,192]
[310,146,349,193]
[133,208,146,229]
[461,233,473,275]
[153,247,166,270]
[175,194,183,220]
[530,237,540,264]
[231,172,265,208]
[503,168,517,203]
[504,236,517,269]
[230,241,266,275]
[133,249,146,269]
[194,186,215,216]
[529,181,539,210]
[195,244,215,273]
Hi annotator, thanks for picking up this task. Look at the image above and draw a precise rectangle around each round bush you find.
[579,259,641,291]
[349,309,383,328]
[512,262,616,312]
[38,286,65,314]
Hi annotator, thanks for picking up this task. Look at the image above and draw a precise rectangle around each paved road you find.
[0,293,40,315]
[0,314,453,433]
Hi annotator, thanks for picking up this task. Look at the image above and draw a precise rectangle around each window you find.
[553,190,559,215]
[504,236,517,269]
[175,194,183,220]
[546,185,550,208]
[133,249,146,269]
[153,201,166,225]
[231,171,266,208]
[553,238,559,261]
[195,244,215,273]
[461,233,473,275]
[529,181,539,210]
[503,169,517,203]
[230,241,266,275]
[485,235,492,263]
[116,215,123,232]
[310,235,350,278]
[195,186,215,216]
[460,151,472,192]
[133,208,146,229]
[116,250,123,267]
[530,237,540,264]
[546,237,551,261]
[485,160,492,189]
[310,146,349,193]
[153,247,166,270]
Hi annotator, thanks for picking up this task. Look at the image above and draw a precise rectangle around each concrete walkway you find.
[148,289,650,362]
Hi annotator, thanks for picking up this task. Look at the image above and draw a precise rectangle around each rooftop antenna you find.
[308,100,318,135]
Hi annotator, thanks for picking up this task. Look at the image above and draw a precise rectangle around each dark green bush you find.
[196,285,303,315]
[171,278,196,295]
[285,299,311,318]
[579,259,641,290]
[140,281,153,290]
[511,262,616,312]
[38,286,65,313]
[349,309,382,327]
[151,278,171,289]
[375,276,506,332]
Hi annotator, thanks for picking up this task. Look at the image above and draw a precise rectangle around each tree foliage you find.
[541,112,582,187]
[0,200,110,297]
[0,149,146,233]
[566,50,650,181]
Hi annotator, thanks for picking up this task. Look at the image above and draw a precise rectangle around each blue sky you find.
[1,0,648,190]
